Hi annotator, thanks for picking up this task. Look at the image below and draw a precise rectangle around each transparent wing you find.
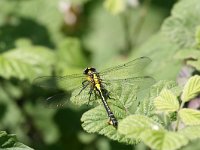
[100,57,151,80]
[106,76,155,89]
[42,92,71,108]
[44,83,97,108]
[33,74,85,91]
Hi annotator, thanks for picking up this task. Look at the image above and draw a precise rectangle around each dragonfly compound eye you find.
[83,67,97,75]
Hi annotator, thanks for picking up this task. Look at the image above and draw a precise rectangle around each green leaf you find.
[118,115,189,150]
[161,0,200,48]
[0,44,55,80]
[81,100,136,144]
[118,115,163,139]
[179,126,200,141]
[141,130,188,150]
[179,108,200,126]
[181,75,200,102]
[0,131,33,149]
[154,89,179,113]
[103,0,126,15]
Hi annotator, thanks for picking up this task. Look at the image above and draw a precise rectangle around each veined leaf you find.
[81,100,136,144]
[179,108,200,125]
[154,89,179,113]
[179,126,200,141]
[118,115,163,139]
[0,45,55,81]
[181,75,200,102]
[141,129,188,150]
[0,131,33,149]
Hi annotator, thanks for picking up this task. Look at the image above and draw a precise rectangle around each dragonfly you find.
[33,57,155,128]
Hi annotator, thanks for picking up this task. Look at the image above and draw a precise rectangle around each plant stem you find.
[175,102,185,131]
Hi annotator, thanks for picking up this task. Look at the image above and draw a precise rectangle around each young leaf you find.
[154,89,179,113]
[179,126,200,141]
[181,75,200,102]
[103,0,126,15]
[81,100,137,144]
[179,108,200,125]
[118,115,163,139]
[141,129,188,150]
[0,131,33,149]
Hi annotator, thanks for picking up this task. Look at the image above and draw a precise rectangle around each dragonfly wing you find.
[105,76,155,91]
[43,92,71,108]
[33,74,85,91]
[100,57,152,80]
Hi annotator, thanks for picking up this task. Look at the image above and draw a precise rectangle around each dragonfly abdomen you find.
[97,89,118,128]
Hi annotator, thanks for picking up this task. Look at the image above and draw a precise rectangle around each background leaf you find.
[0,131,33,149]
[161,0,200,48]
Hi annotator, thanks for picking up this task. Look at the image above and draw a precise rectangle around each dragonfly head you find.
[83,67,97,75]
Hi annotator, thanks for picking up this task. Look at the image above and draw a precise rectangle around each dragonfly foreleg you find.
[87,86,94,106]
[76,80,90,96]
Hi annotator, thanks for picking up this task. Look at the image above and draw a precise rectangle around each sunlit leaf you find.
[181,75,200,102]
[141,130,188,150]
[81,100,137,144]
[179,126,200,141]
[179,108,200,125]
[154,89,179,113]
[118,115,163,139]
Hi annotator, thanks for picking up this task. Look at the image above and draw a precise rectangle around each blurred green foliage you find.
[1,0,200,150]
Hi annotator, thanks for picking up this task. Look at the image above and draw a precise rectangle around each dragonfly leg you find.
[76,80,89,96]
[87,86,94,106]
